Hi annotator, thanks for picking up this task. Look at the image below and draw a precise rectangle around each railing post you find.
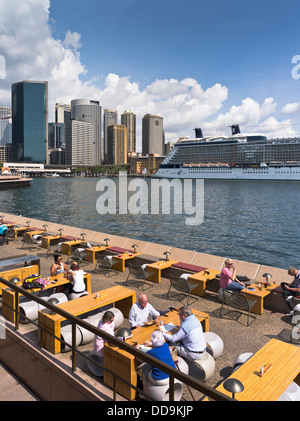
[14,291,19,331]
[169,376,175,401]
[72,322,77,372]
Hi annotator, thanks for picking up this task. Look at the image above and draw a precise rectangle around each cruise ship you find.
[155,125,300,180]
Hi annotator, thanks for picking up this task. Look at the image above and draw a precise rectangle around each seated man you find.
[129,294,160,329]
[281,267,300,316]
[220,258,246,292]
[158,306,206,361]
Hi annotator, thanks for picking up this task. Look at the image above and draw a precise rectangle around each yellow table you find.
[241,281,278,315]
[61,240,84,256]
[209,338,300,401]
[41,235,62,249]
[112,252,142,272]
[1,272,91,323]
[84,245,110,263]
[187,269,221,297]
[104,308,209,400]
[38,285,136,354]
[145,259,179,283]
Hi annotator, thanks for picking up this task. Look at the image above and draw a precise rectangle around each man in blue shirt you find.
[281,267,300,316]
[159,306,206,361]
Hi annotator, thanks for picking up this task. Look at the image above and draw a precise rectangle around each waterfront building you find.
[49,148,65,165]
[0,144,12,163]
[107,124,127,165]
[0,116,12,146]
[0,106,11,117]
[121,110,136,154]
[55,103,71,124]
[65,119,94,166]
[129,152,164,174]
[71,99,102,165]
[48,123,65,149]
[11,81,48,163]
[103,109,118,163]
[142,114,164,156]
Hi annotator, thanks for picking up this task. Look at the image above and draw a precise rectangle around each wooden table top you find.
[44,285,136,322]
[242,281,279,298]
[214,338,300,401]
[127,308,209,347]
[146,259,178,270]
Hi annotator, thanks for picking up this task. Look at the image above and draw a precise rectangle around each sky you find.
[0,0,300,150]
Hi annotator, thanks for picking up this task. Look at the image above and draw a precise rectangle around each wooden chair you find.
[220,289,256,326]
[125,263,153,290]
[167,274,199,306]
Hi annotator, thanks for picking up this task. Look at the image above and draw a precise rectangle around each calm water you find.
[0,176,299,269]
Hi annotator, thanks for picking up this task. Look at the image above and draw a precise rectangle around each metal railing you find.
[0,276,233,401]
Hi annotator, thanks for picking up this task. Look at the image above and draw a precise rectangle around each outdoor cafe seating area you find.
[0,214,299,401]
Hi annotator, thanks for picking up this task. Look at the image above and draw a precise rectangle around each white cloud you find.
[281,102,300,115]
[0,0,298,152]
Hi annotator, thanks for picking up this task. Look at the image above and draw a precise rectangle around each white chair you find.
[218,288,224,302]
[60,324,82,352]
[186,352,215,382]
[49,292,68,304]
[86,351,104,377]
[233,352,254,369]
[37,296,50,312]
[78,316,101,345]
[68,290,89,301]
[204,332,224,359]
[110,307,124,330]
[176,356,189,374]
[142,364,183,401]
[19,301,39,323]
[277,381,300,401]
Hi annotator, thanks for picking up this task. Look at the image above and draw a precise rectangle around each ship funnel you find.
[230,124,241,135]
[194,128,203,138]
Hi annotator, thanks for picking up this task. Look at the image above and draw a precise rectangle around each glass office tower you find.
[12,81,48,163]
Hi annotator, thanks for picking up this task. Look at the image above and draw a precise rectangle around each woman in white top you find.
[68,262,86,293]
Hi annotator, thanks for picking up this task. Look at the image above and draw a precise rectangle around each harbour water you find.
[0,176,299,269]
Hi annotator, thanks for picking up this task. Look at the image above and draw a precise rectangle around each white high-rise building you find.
[65,120,94,166]
[71,99,102,165]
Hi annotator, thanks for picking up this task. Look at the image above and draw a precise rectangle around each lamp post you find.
[116,327,132,342]
[163,251,170,261]
[104,238,110,246]
[223,378,244,399]
[262,273,272,287]
[58,228,64,236]
[132,244,138,253]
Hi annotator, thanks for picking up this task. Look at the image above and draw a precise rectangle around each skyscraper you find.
[107,124,127,165]
[121,110,136,153]
[11,81,48,163]
[142,114,164,156]
[65,119,94,166]
[71,99,102,165]
[103,109,118,163]
[55,103,71,124]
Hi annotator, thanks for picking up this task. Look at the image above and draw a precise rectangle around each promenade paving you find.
[0,238,297,401]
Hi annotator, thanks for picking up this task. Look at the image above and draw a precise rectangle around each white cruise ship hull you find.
[155,166,300,180]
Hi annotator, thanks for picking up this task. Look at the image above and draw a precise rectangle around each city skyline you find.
[0,0,300,152]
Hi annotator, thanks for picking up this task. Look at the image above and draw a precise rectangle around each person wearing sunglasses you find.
[220,258,245,292]
[50,254,68,277]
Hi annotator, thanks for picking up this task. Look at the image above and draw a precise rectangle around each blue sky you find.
[1,0,300,147]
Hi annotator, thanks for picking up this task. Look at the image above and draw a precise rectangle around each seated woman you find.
[220,258,245,292]
[140,330,177,383]
[93,310,115,357]
[50,254,68,277]
[67,262,86,296]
